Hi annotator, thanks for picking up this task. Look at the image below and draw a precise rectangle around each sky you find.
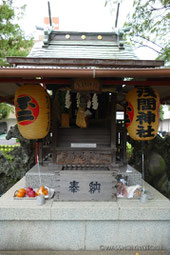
[14,0,158,60]
[15,0,130,34]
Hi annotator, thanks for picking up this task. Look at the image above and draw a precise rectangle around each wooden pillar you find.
[39,140,43,165]
[122,105,127,165]
[110,93,117,165]
[51,89,59,164]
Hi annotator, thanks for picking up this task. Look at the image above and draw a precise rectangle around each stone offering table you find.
[0,176,170,252]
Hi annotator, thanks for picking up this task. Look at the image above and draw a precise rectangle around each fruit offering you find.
[15,186,49,199]
[36,186,48,196]
[15,187,36,198]
[16,188,26,198]
[26,187,36,197]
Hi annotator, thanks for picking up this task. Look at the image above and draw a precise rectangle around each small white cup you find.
[140,193,148,203]
[36,195,45,205]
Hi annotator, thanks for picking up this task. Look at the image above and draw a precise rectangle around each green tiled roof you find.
[28,31,138,60]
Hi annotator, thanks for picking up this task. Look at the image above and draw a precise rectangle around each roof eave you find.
[6,57,164,68]
[0,67,169,79]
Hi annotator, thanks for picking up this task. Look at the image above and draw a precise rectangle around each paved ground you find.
[0,251,169,255]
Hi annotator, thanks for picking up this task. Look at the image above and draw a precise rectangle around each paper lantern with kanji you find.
[14,85,50,139]
[125,87,159,141]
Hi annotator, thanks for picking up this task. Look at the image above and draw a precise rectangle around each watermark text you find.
[99,245,162,251]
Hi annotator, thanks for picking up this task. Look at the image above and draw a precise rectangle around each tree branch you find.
[149,4,170,11]
[135,35,164,49]
[133,40,162,54]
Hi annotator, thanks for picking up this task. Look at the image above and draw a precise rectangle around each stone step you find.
[0,250,168,255]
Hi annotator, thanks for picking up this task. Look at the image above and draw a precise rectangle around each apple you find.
[27,190,36,197]
[26,187,33,195]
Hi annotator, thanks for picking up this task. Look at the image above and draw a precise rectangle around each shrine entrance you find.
[32,79,126,201]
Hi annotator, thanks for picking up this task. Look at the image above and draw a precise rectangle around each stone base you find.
[0,177,169,251]
[119,164,142,186]
[0,251,168,254]
[25,164,57,189]
[25,164,142,190]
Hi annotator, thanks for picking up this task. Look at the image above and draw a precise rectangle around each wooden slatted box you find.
[54,168,117,201]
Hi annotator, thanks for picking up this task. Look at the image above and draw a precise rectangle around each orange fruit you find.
[36,186,48,196]
[18,188,26,194]
[43,189,48,196]
[16,191,25,197]
[37,186,46,195]
[39,186,45,192]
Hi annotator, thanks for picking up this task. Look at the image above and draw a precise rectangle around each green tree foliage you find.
[159,105,164,120]
[0,0,33,66]
[0,103,13,119]
[105,0,170,62]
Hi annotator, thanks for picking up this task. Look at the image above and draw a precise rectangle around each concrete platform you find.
[25,164,142,189]
[0,177,170,252]
[0,251,168,255]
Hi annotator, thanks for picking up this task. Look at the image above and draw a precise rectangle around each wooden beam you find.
[102,79,170,86]
[0,96,14,104]
[38,141,43,165]
[0,68,170,79]
[161,95,170,104]
[6,57,164,68]
[123,108,127,165]
[0,78,170,86]
[0,78,72,85]
[110,93,117,165]
[51,90,59,164]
